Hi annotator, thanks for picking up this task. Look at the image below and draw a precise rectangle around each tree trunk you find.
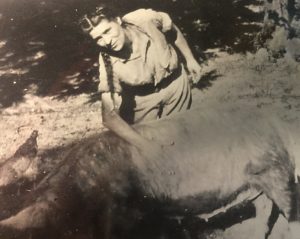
[257,0,300,57]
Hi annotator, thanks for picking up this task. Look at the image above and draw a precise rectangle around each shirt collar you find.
[110,24,150,64]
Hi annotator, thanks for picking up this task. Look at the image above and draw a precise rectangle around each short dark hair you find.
[86,4,118,20]
[79,4,119,32]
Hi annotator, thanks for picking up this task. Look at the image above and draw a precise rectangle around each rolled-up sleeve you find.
[154,11,173,32]
[123,9,173,33]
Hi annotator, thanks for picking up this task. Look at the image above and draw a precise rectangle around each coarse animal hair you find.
[0,105,296,239]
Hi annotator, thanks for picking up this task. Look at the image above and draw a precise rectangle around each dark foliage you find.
[0,0,266,107]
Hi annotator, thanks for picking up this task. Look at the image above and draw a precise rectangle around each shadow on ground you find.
[0,0,265,108]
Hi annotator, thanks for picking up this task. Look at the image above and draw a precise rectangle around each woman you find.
[80,6,202,150]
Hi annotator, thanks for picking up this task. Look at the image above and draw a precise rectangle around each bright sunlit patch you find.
[26,51,46,61]
[241,22,262,26]
[31,62,39,66]
[28,41,45,46]
[5,52,14,57]
[66,72,80,79]
[193,19,210,31]
[245,4,264,13]
[0,68,29,76]
[67,78,81,85]
[33,51,46,60]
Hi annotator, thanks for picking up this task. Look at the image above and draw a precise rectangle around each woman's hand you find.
[170,23,202,84]
[186,59,202,84]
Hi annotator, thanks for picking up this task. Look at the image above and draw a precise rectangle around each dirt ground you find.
[1,48,299,159]
[1,48,300,238]
[1,0,300,237]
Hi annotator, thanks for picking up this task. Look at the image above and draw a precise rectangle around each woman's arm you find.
[101,92,149,149]
[172,23,202,83]
[102,92,169,167]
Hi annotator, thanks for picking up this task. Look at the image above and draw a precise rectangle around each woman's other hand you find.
[186,59,202,84]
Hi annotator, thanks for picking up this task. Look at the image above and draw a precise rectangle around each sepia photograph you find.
[0,0,300,238]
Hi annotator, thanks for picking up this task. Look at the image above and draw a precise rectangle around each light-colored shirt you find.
[98,9,180,93]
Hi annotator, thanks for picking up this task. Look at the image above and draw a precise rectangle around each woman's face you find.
[89,18,126,52]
